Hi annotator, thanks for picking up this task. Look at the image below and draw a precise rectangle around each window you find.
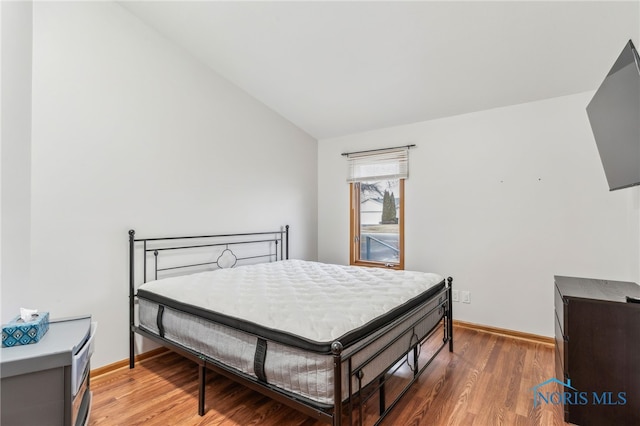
[350,179,404,269]
[345,146,410,270]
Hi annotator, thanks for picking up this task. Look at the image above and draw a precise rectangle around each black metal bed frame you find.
[128,226,453,426]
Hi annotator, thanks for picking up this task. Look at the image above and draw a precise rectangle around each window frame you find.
[349,179,405,270]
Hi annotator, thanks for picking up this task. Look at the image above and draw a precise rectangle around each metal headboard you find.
[129,226,289,283]
[128,225,289,366]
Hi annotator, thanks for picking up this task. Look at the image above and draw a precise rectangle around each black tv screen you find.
[586,39,640,191]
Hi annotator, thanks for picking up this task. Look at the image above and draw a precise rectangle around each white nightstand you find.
[1,315,96,426]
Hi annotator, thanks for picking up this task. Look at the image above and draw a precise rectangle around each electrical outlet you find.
[452,289,459,302]
[462,291,471,304]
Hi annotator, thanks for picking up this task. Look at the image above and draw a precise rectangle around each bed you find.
[128,226,452,426]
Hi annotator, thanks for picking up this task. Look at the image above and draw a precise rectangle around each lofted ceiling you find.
[121,1,640,140]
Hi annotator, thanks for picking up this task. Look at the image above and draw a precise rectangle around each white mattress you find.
[137,260,446,405]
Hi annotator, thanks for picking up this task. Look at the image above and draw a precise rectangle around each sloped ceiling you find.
[121,1,640,139]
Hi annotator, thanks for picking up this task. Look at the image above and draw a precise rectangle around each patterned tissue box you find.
[2,312,50,347]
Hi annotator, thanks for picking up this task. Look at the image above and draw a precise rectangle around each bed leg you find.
[447,276,454,352]
[129,332,135,369]
[379,376,386,416]
[198,364,206,416]
[332,342,343,426]
[129,229,136,369]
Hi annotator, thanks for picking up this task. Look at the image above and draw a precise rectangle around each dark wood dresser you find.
[554,276,640,425]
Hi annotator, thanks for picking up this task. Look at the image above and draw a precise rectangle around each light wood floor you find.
[89,326,566,425]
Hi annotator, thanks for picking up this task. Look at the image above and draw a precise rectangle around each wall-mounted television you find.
[586,39,640,191]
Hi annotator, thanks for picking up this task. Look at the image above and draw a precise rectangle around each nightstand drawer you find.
[72,368,89,426]
[72,322,96,397]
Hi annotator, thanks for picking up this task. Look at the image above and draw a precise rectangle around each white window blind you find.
[346,147,409,182]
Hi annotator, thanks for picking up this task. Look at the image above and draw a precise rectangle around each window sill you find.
[350,260,404,271]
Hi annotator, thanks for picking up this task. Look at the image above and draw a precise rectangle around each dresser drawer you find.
[554,312,566,374]
[554,336,564,384]
[554,283,566,335]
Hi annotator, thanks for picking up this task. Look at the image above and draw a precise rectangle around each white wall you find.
[1,1,33,322]
[25,1,317,368]
[319,92,639,337]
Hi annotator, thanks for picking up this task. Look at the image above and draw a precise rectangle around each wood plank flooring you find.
[89,326,566,425]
